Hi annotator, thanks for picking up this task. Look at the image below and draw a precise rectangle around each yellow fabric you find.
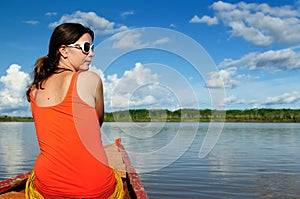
[108,170,125,199]
[25,171,44,199]
[24,170,124,199]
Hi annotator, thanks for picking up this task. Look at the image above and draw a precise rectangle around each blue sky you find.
[1,0,300,116]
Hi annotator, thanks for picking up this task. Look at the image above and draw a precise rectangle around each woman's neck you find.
[57,63,76,72]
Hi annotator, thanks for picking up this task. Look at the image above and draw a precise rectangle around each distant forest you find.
[3,108,297,122]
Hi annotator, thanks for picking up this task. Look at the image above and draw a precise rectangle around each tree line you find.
[105,108,300,122]
[1,108,300,122]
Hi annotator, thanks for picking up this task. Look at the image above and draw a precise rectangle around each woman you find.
[25,23,123,198]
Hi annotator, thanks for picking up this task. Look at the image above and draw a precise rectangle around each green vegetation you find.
[105,108,300,122]
[0,115,33,122]
[225,108,300,122]
[1,108,300,122]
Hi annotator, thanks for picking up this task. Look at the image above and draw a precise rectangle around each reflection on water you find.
[0,122,25,178]
[0,122,38,180]
[0,122,300,198]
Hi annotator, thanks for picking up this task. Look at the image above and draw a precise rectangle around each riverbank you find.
[1,108,300,122]
[0,116,33,122]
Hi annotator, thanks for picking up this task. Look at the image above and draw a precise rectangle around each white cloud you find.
[219,95,237,107]
[152,37,170,45]
[105,62,160,110]
[121,10,135,18]
[192,1,300,46]
[0,64,30,115]
[110,31,149,49]
[206,67,251,89]
[101,62,198,111]
[212,1,236,10]
[264,91,300,105]
[229,21,273,46]
[23,20,39,25]
[219,91,300,108]
[109,30,171,50]
[189,15,219,25]
[224,95,237,103]
[219,48,300,71]
[49,11,129,35]
[45,12,57,17]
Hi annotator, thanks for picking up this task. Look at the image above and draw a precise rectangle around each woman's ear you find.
[59,45,68,58]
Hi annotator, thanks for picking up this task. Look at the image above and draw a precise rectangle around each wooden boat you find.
[0,139,148,199]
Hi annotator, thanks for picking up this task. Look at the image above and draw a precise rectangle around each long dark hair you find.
[26,23,94,102]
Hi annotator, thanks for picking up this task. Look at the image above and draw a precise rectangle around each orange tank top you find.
[30,72,116,198]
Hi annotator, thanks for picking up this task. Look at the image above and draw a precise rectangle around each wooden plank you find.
[105,142,126,178]
[0,191,25,199]
[117,142,149,199]
[0,172,31,194]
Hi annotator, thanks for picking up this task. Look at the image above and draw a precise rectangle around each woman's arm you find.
[95,78,104,126]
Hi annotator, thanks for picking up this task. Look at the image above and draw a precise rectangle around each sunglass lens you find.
[83,42,91,53]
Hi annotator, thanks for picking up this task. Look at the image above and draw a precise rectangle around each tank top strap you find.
[66,72,79,98]
[29,87,34,102]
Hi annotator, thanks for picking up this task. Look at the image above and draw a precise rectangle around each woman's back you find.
[30,71,116,198]
[32,71,73,107]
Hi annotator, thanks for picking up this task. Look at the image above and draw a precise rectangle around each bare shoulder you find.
[78,70,101,79]
[76,71,103,107]
[78,71,102,85]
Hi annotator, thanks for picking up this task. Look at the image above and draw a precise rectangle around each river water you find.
[0,122,299,198]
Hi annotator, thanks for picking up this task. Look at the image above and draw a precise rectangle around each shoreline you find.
[1,108,299,123]
[0,119,299,123]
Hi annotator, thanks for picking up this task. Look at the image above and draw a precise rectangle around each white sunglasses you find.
[67,41,94,54]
